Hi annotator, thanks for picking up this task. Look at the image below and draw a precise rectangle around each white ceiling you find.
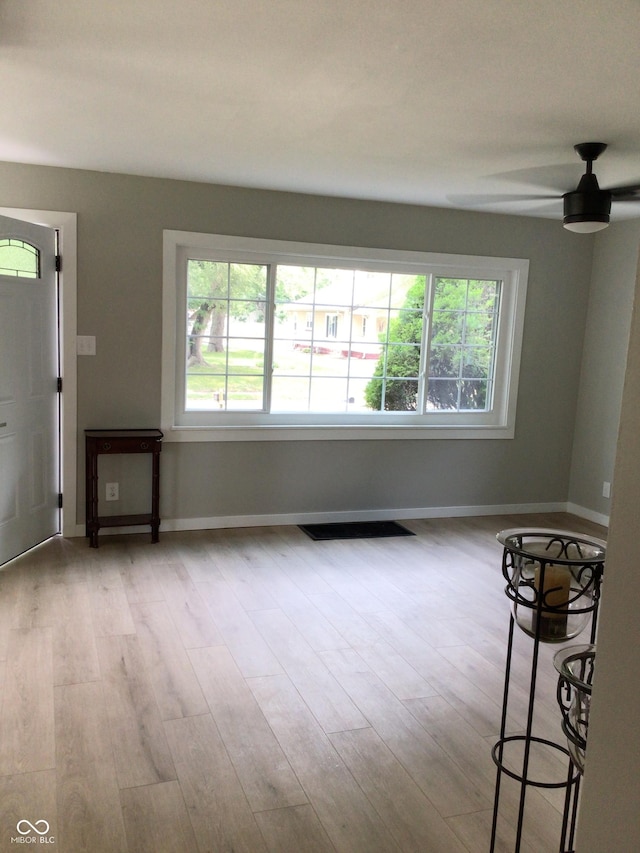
[2,0,640,221]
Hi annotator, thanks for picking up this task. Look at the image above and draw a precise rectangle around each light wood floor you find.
[0,512,606,853]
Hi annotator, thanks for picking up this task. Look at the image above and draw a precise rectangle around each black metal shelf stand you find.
[489,529,605,853]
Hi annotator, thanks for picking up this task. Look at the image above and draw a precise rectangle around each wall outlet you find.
[602,481,611,499]
[105,482,119,501]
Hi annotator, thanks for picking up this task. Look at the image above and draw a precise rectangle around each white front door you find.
[0,214,59,565]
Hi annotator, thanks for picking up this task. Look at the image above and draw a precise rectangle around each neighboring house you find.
[279,274,412,359]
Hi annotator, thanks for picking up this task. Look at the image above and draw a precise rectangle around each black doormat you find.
[298,520,415,541]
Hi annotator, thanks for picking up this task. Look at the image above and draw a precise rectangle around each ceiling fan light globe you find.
[563,219,610,233]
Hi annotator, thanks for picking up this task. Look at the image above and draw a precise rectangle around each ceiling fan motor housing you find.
[563,173,612,227]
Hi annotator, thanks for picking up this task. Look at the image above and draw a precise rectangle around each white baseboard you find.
[68,500,585,539]
[566,502,609,528]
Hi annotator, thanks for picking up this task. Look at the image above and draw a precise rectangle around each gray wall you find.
[0,161,602,526]
[568,220,640,517]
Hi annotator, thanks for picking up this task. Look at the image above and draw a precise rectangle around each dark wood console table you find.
[85,429,163,548]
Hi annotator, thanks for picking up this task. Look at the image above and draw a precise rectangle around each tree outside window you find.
[364,276,500,412]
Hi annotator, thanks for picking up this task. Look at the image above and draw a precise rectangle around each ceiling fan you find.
[561,142,640,233]
[452,143,640,233]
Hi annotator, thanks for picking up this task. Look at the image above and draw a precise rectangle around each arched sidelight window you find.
[0,238,40,278]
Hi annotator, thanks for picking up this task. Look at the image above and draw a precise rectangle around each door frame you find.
[0,207,77,538]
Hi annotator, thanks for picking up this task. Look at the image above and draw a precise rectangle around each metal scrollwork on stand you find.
[501,532,603,643]
[489,529,605,853]
[554,644,596,775]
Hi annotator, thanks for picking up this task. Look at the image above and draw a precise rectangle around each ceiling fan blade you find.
[448,193,560,207]
[609,184,640,201]
[482,163,580,193]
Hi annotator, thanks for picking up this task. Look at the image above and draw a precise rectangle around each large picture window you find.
[162,233,528,441]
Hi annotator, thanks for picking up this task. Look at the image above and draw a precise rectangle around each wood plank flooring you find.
[0,513,606,852]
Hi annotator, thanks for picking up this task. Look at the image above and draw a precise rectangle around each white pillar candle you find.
[533,562,571,640]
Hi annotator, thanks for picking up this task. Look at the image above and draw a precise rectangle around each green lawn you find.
[186,344,380,408]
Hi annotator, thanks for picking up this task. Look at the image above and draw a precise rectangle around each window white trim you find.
[162,231,528,441]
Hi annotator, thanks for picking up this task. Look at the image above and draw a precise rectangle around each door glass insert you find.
[0,238,40,278]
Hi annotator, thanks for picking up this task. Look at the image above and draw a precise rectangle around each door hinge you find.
[57,377,63,393]
[55,254,62,273]
[57,493,63,509]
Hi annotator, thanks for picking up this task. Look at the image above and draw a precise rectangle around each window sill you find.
[162,423,515,442]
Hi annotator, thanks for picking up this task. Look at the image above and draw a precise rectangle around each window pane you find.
[275,265,317,303]
[466,279,499,311]
[226,339,265,375]
[462,346,492,378]
[346,378,374,411]
[309,377,350,412]
[386,344,421,379]
[428,345,462,378]
[427,378,460,410]
[186,375,227,409]
[271,377,311,411]
[382,379,419,411]
[427,277,500,413]
[459,379,488,410]
[464,312,497,345]
[0,238,40,278]
[315,270,355,307]
[346,349,379,377]
[272,340,312,375]
[225,378,264,409]
[430,310,464,344]
[188,260,229,299]
[389,308,423,344]
[353,269,392,305]
[185,260,267,410]
[273,266,424,414]
[188,337,227,369]
[363,273,425,412]
[391,273,419,307]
